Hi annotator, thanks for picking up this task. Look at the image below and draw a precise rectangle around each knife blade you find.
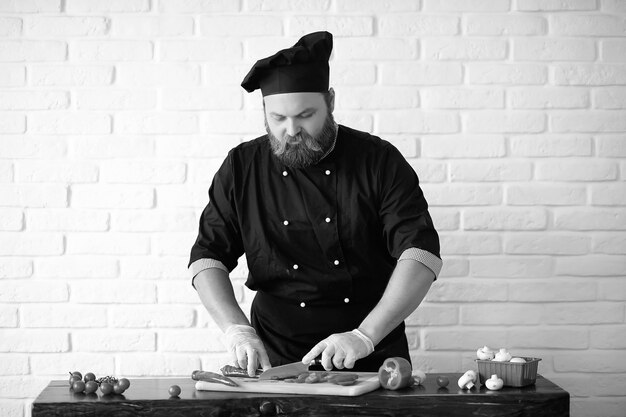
[258,359,322,380]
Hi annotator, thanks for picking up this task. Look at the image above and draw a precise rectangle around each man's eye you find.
[272,115,285,121]
[299,113,313,119]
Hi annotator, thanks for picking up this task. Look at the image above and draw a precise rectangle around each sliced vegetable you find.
[378,357,413,390]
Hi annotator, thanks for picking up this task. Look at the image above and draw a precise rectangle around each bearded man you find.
[189,32,442,376]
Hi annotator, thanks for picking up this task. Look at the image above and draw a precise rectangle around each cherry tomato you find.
[69,375,82,386]
[117,378,130,390]
[436,375,450,388]
[168,385,181,397]
[378,357,413,390]
[84,381,99,394]
[72,380,86,393]
[113,383,126,394]
[84,372,96,383]
[100,382,114,396]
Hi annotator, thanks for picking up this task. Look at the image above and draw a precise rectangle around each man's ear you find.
[328,87,335,113]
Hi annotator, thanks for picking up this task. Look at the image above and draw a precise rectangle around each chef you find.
[189,31,442,376]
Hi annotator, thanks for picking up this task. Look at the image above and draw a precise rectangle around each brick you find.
[0,160,12,182]
[0,233,63,256]
[510,135,592,157]
[70,280,156,303]
[335,38,417,60]
[290,16,374,37]
[66,0,149,13]
[156,135,240,158]
[516,0,597,10]
[70,135,154,158]
[337,87,418,110]
[508,279,596,301]
[101,161,185,184]
[411,352,462,373]
[119,353,200,376]
[120,256,188,280]
[424,328,506,350]
[26,16,110,37]
[471,256,553,277]
[591,183,626,205]
[27,208,109,232]
[162,87,241,110]
[551,14,626,36]
[468,63,547,85]
[73,330,155,352]
[508,327,588,349]
[0,0,62,12]
[16,160,98,183]
[554,64,626,85]
[423,184,502,206]
[424,0,510,11]
[30,353,115,375]
[111,210,196,232]
[466,15,546,35]
[34,256,118,279]
[556,255,625,277]
[115,112,198,134]
[461,303,542,325]
[71,185,154,208]
[0,113,25,133]
[545,302,624,325]
[422,87,504,109]
[205,63,259,86]
[594,87,626,109]
[554,351,626,372]
[109,305,195,327]
[0,208,22,231]
[557,374,626,397]
[29,112,111,134]
[536,159,617,181]
[0,65,25,86]
[160,39,241,61]
[112,16,193,37]
[0,17,22,36]
[423,38,507,61]
[505,234,589,255]
[201,110,264,134]
[553,111,626,133]
[591,325,626,348]
[381,62,462,86]
[594,234,626,255]
[555,208,626,230]
[0,40,66,62]
[406,304,458,326]
[464,208,547,231]
[0,259,32,278]
[30,64,113,86]
[21,304,107,328]
[200,15,282,36]
[378,14,458,36]
[0,306,17,327]
[603,40,626,62]
[450,161,532,182]
[507,184,587,206]
[159,329,225,352]
[72,40,152,61]
[0,184,67,207]
[155,185,208,208]
[510,87,589,109]
[573,398,626,417]
[603,0,626,12]
[408,160,447,183]
[336,0,416,11]
[378,111,459,134]
[0,330,68,352]
[0,91,69,111]
[159,0,240,12]
[427,276,507,300]
[117,63,200,86]
[0,281,68,302]
[157,281,200,303]
[152,232,196,256]
[466,111,545,133]
[0,355,28,375]
[429,209,461,232]
[336,112,373,133]
[422,135,505,158]
[66,233,150,255]
[0,376,52,398]
[76,89,156,110]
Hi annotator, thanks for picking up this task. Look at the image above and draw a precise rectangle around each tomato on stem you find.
[378,357,413,390]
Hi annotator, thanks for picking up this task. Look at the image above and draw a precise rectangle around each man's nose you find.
[285,119,301,137]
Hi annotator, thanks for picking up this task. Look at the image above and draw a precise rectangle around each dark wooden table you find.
[32,373,569,417]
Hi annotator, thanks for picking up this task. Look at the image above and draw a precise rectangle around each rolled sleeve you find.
[398,247,442,278]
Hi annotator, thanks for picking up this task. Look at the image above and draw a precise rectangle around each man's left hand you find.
[302,329,375,370]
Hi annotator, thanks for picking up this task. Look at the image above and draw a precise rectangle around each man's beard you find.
[265,112,337,169]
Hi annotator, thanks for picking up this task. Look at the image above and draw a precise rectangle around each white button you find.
[344,298,350,303]
[325,170,331,175]
[325,217,331,223]
[333,260,339,266]
[300,302,306,308]
[282,170,288,176]
[283,220,289,226]
[293,264,299,270]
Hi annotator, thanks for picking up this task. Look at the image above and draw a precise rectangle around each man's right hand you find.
[224,324,272,377]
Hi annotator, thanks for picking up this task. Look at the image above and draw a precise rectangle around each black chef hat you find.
[241,31,333,96]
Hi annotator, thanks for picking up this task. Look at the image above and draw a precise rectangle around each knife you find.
[258,359,323,380]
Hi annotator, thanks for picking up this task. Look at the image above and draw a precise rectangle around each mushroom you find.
[510,357,526,363]
[476,346,495,360]
[485,374,504,391]
[412,369,427,385]
[493,348,512,362]
[457,370,477,390]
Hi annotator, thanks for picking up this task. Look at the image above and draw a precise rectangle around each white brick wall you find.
[0,1,624,416]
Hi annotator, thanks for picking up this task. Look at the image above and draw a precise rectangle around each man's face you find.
[264,91,336,168]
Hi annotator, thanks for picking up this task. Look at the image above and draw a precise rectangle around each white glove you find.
[302,329,375,370]
[224,324,271,377]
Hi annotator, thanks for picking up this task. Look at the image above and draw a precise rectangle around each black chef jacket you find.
[190,124,441,370]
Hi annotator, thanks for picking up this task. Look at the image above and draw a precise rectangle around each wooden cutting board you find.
[195,372,380,396]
